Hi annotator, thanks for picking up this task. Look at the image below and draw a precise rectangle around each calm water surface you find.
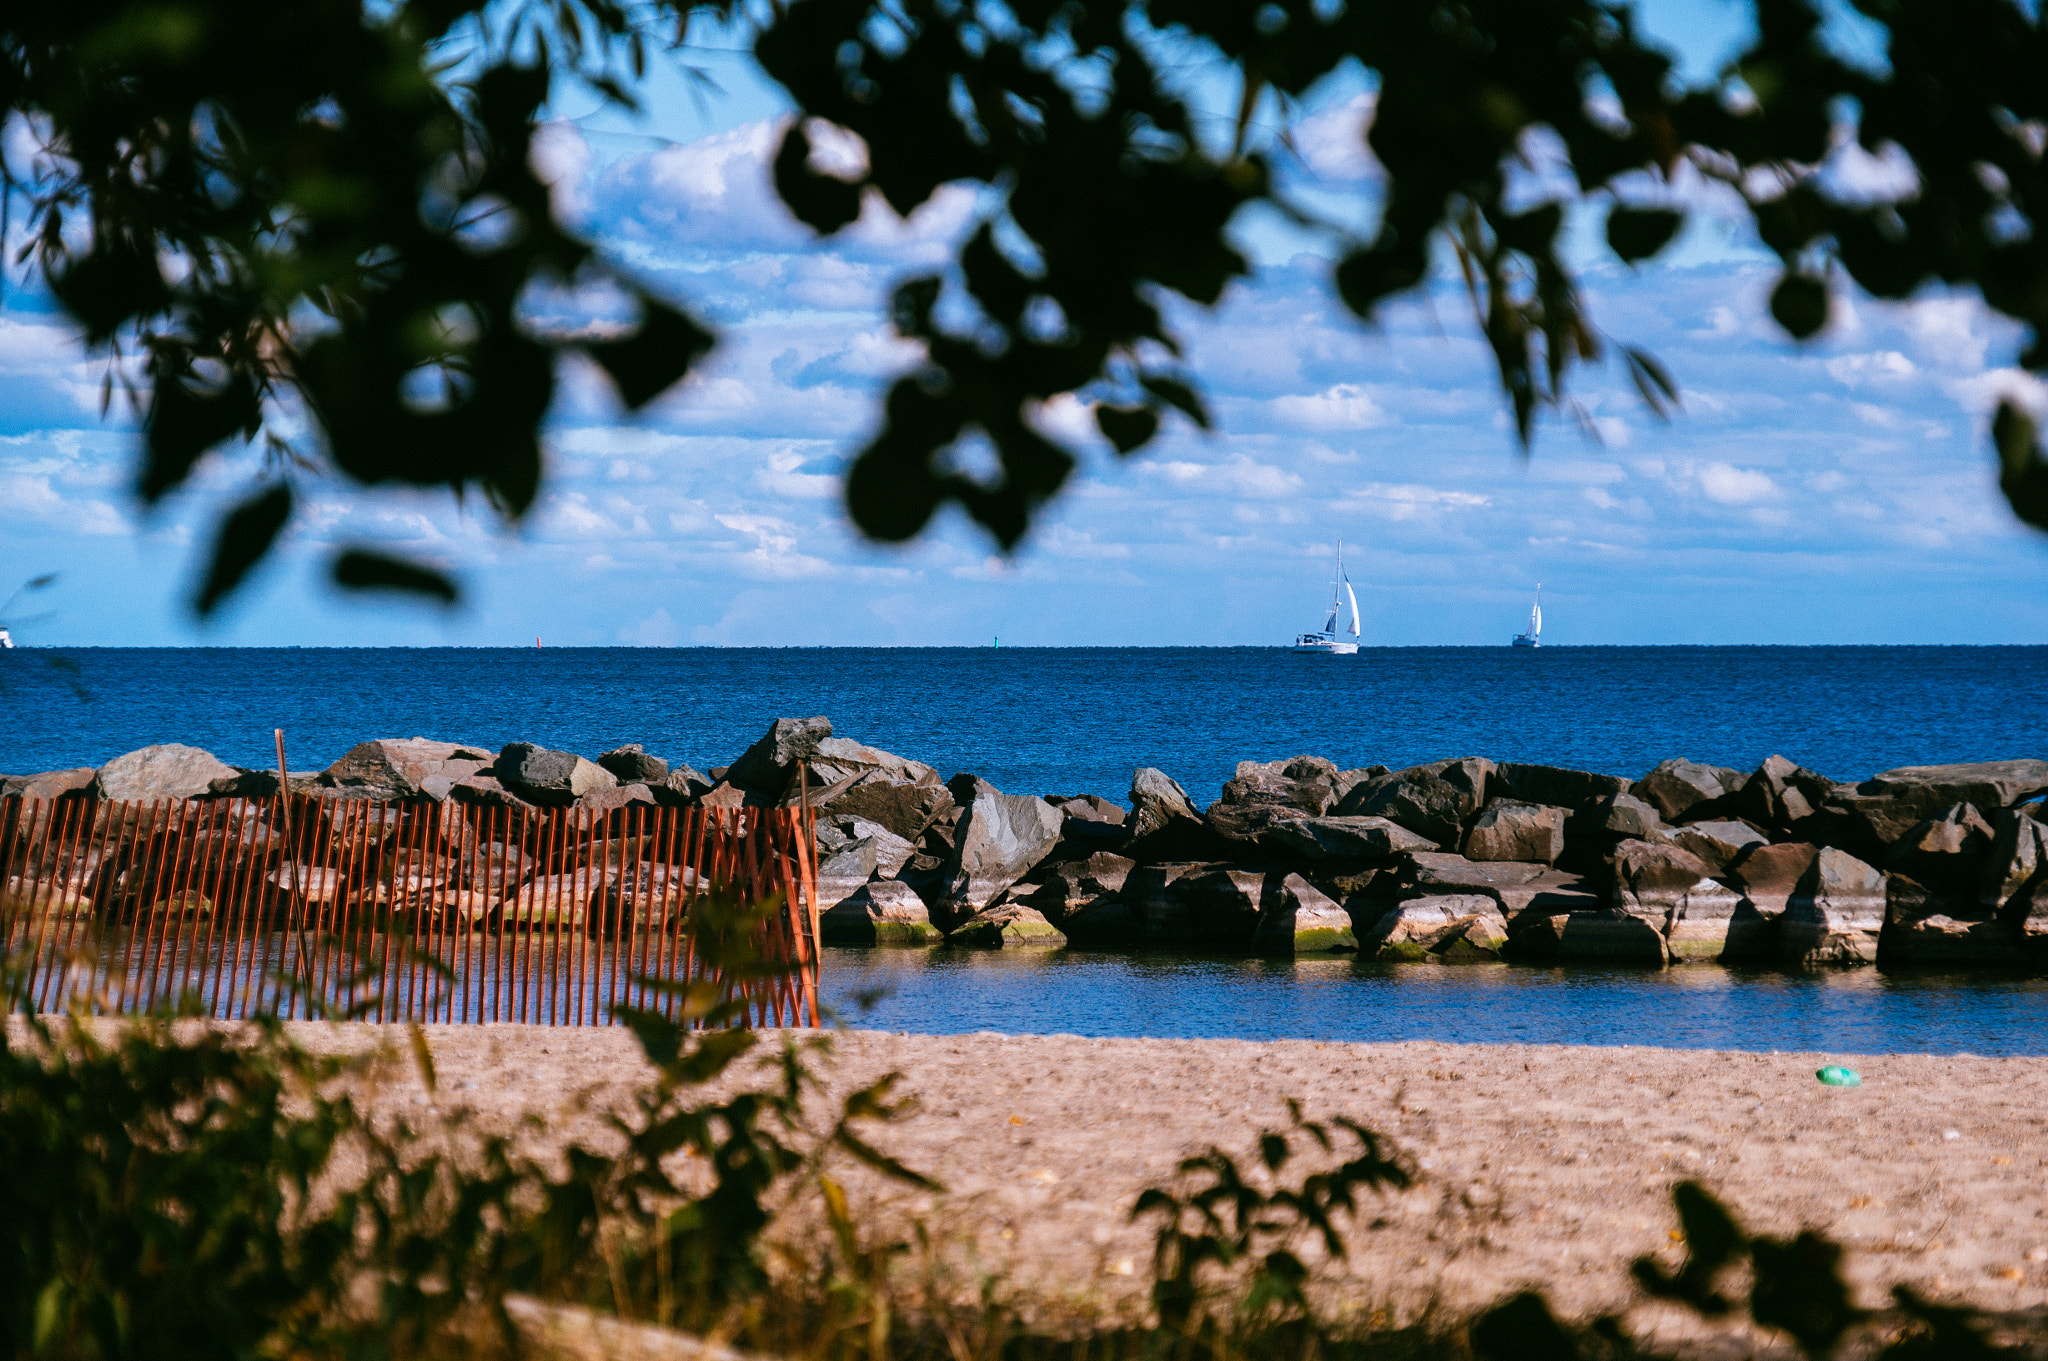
[820,949,2048,1056]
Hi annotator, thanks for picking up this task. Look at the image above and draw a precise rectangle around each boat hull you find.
[1511,634,1539,648]
[1294,640,1359,655]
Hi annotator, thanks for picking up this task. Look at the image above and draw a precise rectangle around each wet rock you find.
[1631,759,1748,821]
[1125,768,1208,861]
[1672,819,1768,875]
[3,768,100,800]
[1337,757,1493,848]
[949,900,1067,949]
[496,743,617,807]
[1493,763,1631,812]
[96,744,242,802]
[820,880,943,946]
[1664,879,1750,963]
[1266,815,1436,862]
[1734,754,1836,829]
[1252,873,1356,954]
[925,776,1064,918]
[596,744,669,784]
[1779,847,1886,965]
[724,716,834,799]
[1883,802,1995,898]
[1464,803,1567,865]
[1879,872,2022,966]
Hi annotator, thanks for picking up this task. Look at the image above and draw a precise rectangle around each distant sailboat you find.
[0,628,12,649]
[1294,541,1361,655]
[1512,585,1542,648]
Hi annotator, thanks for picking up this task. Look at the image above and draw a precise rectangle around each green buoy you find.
[1816,1065,1862,1087]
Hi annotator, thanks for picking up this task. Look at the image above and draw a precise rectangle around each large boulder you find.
[1608,839,1713,916]
[1337,757,1493,848]
[1978,807,2048,925]
[1359,895,1508,962]
[1734,754,1836,829]
[596,744,669,783]
[820,881,943,946]
[1879,873,2023,966]
[1883,801,1994,898]
[724,716,834,799]
[1464,803,1566,864]
[1595,792,1668,840]
[1219,756,1342,815]
[924,776,1064,920]
[1601,839,1725,963]
[1492,763,1630,812]
[1251,873,1356,954]
[1726,842,1821,912]
[1632,759,1748,821]
[96,744,241,802]
[312,737,493,801]
[817,815,915,880]
[1125,767,1208,861]
[1035,852,1137,917]
[1837,761,2048,846]
[2,768,97,801]
[811,735,941,786]
[1043,795,1131,857]
[1672,819,1768,875]
[1663,879,1751,963]
[496,743,617,807]
[1403,851,1548,902]
[949,900,1067,949]
[1203,801,1307,856]
[1266,815,1436,862]
[1779,848,1886,965]
[448,773,535,810]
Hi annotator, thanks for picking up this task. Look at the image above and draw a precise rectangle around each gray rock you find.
[1527,908,1672,964]
[1266,815,1437,862]
[1049,794,1127,825]
[649,766,714,806]
[96,744,241,802]
[1173,867,1270,947]
[1219,756,1341,814]
[819,816,915,879]
[448,773,535,810]
[949,900,1067,948]
[1865,760,2048,816]
[724,716,834,799]
[1405,851,1547,901]
[820,880,943,946]
[1251,873,1356,954]
[1493,763,1630,812]
[1664,879,1750,963]
[1337,757,1493,847]
[1734,754,1835,828]
[1204,801,1311,856]
[1779,847,1886,965]
[1883,802,1994,897]
[810,735,941,787]
[1978,807,2048,924]
[1359,895,1506,962]
[496,743,618,807]
[819,838,880,880]
[3,767,99,800]
[1608,839,1714,916]
[1060,892,1141,943]
[581,783,657,814]
[1631,758,1747,821]
[1125,767,1208,860]
[1880,873,2022,966]
[597,744,669,783]
[926,776,1064,918]
[1465,803,1567,864]
[1725,842,1822,912]
[1037,852,1139,917]
[1596,792,1667,839]
[811,772,953,842]
[1672,819,1768,874]
[312,737,492,802]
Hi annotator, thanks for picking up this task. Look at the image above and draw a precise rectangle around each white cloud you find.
[1698,463,1778,506]
[1270,383,1390,431]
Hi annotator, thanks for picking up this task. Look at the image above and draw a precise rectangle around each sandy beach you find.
[253,1021,2048,1345]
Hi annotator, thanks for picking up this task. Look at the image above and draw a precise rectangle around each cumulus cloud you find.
[1697,463,1778,506]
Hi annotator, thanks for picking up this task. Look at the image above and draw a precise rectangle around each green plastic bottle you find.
[1816,1065,1862,1087]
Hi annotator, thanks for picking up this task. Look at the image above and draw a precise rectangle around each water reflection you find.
[819,949,2048,1055]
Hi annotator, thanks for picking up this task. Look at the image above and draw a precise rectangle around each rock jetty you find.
[6,724,2047,969]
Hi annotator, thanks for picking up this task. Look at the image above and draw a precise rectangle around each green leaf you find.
[1139,375,1210,430]
[1769,273,1829,340]
[195,483,292,616]
[331,549,458,604]
[1094,403,1158,453]
[582,296,714,411]
[1606,206,1684,263]
[772,121,864,235]
[142,370,261,504]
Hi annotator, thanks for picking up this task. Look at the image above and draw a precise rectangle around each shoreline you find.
[248,1022,2048,1332]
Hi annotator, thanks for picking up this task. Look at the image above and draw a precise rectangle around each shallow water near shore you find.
[819,947,2048,1055]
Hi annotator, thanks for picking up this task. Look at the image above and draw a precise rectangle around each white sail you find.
[1530,602,1541,635]
[1345,580,1360,637]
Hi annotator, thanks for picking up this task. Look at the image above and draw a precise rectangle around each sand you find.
[258,1024,2048,1337]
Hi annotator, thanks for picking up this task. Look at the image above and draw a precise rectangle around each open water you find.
[6,645,2046,1053]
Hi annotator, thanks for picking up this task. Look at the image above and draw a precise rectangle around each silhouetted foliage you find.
[4,1,2044,603]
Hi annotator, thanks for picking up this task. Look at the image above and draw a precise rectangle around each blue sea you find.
[6,645,2045,1054]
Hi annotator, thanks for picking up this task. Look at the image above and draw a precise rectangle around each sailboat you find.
[1512,585,1542,648]
[1293,541,1361,655]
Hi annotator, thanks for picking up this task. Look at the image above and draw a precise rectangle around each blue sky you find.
[3,1,2046,647]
